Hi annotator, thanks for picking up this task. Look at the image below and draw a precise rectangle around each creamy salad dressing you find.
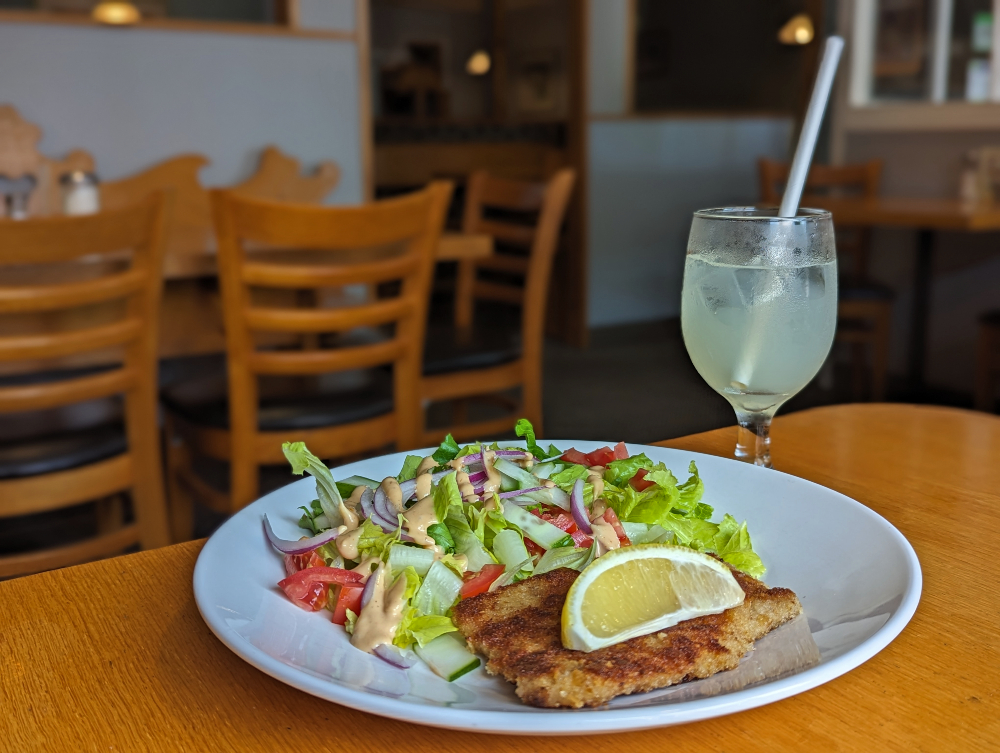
[587,466,605,503]
[350,555,381,581]
[481,449,501,495]
[336,524,364,560]
[416,455,437,476]
[380,477,404,512]
[402,495,442,553]
[351,567,408,653]
[455,471,477,502]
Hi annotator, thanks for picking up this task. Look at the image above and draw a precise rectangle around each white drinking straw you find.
[779,36,845,218]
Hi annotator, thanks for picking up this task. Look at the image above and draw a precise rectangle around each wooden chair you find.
[974,310,1000,412]
[0,193,171,577]
[759,158,892,400]
[162,183,453,537]
[421,169,576,444]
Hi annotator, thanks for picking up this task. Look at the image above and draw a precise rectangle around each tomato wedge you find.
[278,566,364,611]
[630,467,656,492]
[613,441,629,459]
[283,550,325,577]
[584,447,617,467]
[603,508,631,546]
[559,448,590,465]
[460,564,506,599]
[331,584,364,625]
[570,529,594,548]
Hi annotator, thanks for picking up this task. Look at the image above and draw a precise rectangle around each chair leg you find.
[95,494,125,535]
[164,416,196,543]
[522,371,544,437]
[974,323,997,412]
[124,387,171,551]
[454,260,476,340]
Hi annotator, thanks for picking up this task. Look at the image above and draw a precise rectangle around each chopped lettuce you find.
[427,522,456,554]
[282,442,345,527]
[395,612,458,649]
[397,455,424,482]
[514,418,561,459]
[432,473,462,523]
[603,453,655,487]
[354,518,400,562]
[432,434,461,464]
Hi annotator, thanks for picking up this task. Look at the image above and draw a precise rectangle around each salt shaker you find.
[60,170,101,215]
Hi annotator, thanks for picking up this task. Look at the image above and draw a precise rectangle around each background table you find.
[2,404,998,750]
[809,196,1000,392]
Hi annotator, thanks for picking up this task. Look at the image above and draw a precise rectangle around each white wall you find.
[584,0,794,326]
[0,15,364,203]
[587,118,794,326]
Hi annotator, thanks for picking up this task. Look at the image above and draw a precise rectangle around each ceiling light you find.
[92,2,142,26]
[466,50,491,76]
[778,14,814,45]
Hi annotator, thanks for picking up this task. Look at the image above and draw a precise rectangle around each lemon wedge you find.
[561,543,746,652]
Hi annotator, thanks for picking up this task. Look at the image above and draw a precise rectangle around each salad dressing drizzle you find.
[380,478,404,512]
[417,455,437,476]
[336,525,364,560]
[415,470,433,502]
[402,495,442,553]
[455,471,477,502]
[588,499,620,554]
[481,449,501,495]
[351,567,408,653]
[587,466,605,503]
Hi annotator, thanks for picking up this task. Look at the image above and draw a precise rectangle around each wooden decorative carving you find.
[0,104,42,180]
[231,145,340,203]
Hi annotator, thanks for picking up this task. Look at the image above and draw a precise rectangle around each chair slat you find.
[478,176,547,211]
[248,338,407,375]
[473,280,525,305]
[0,268,146,313]
[242,253,420,289]
[0,454,132,516]
[0,367,135,413]
[245,297,414,333]
[476,219,535,247]
[0,319,142,362]
[476,254,530,275]
[0,524,139,579]
[254,413,397,463]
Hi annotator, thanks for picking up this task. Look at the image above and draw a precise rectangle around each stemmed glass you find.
[680,207,838,468]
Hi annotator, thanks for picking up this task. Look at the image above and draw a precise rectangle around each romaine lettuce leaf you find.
[432,434,461,463]
[604,454,656,487]
[514,418,561,459]
[432,473,462,523]
[355,519,400,561]
[394,612,458,649]
[427,522,456,554]
[282,441,344,526]
[397,455,424,482]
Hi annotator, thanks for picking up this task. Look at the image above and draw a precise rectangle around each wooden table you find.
[3,404,998,750]
[808,196,1000,391]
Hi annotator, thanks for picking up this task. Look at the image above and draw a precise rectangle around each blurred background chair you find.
[974,310,1000,412]
[0,193,171,577]
[421,168,576,444]
[759,158,892,400]
[161,182,452,539]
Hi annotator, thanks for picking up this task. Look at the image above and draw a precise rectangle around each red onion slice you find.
[466,469,488,485]
[373,643,417,669]
[370,510,399,533]
[570,479,592,535]
[459,449,531,466]
[361,564,381,608]
[358,487,375,520]
[262,514,339,555]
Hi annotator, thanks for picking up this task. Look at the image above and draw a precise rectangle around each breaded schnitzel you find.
[451,566,801,708]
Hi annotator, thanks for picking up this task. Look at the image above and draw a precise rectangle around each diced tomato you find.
[559,448,590,465]
[283,549,325,577]
[570,529,593,548]
[531,508,578,534]
[523,537,544,557]
[613,441,629,460]
[460,564,506,599]
[331,584,364,625]
[630,468,656,492]
[603,508,631,546]
[278,566,364,611]
[584,447,617,467]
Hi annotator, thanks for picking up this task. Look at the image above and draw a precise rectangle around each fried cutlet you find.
[451,566,801,708]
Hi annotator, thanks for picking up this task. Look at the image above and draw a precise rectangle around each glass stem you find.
[734,411,774,468]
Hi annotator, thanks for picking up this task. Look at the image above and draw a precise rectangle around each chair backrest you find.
[459,169,576,361]
[0,192,171,576]
[210,182,453,459]
[230,146,340,204]
[758,158,882,205]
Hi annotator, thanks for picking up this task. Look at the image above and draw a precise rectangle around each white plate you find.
[193,441,921,735]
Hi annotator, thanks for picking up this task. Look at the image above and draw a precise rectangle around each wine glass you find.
[680,207,837,468]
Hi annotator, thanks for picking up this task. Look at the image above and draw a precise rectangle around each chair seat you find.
[161,362,394,431]
[422,321,521,376]
[0,423,126,480]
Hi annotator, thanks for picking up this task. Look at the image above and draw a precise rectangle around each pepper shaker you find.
[60,170,101,215]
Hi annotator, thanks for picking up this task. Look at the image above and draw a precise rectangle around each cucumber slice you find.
[531,462,557,479]
[387,544,436,577]
[414,633,481,681]
[491,529,534,574]
[414,561,464,616]
[340,475,379,488]
[502,501,573,550]
[493,457,538,489]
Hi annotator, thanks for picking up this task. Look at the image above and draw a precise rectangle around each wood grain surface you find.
[2,404,998,751]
